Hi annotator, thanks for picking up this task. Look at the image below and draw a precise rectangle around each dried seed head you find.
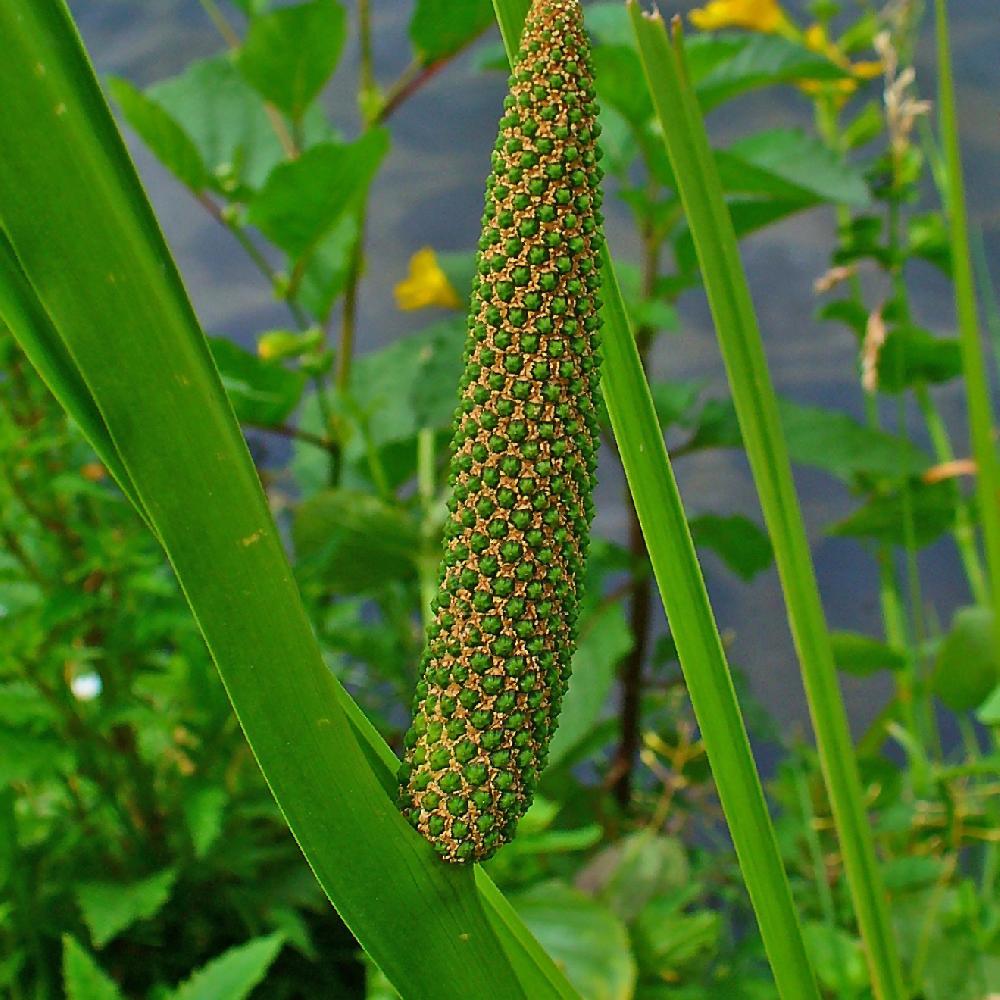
[398,0,605,863]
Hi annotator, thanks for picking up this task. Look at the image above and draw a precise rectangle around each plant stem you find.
[245,419,336,454]
[334,0,377,403]
[935,0,1000,631]
[914,383,988,603]
[378,60,447,123]
[196,194,310,329]
[610,211,661,808]
[793,763,854,1000]
[611,497,652,807]
[631,14,905,997]
[197,0,298,158]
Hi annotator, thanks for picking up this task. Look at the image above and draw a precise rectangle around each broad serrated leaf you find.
[841,100,883,150]
[62,937,123,1000]
[293,488,420,594]
[409,0,494,64]
[976,685,1000,725]
[877,326,963,392]
[208,336,306,426]
[674,198,821,273]
[0,680,59,727]
[586,8,849,114]
[293,319,465,492]
[725,128,870,208]
[933,606,999,711]
[547,600,632,767]
[247,130,388,259]
[686,396,929,482]
[649,379,705,429]
[686,32,848,110]
[592,44,652,126]
[829,479,959,548]
[689,513,772,581]
[298,214,358,321]
[818,298,869,338]
[76,869,177,948]
[907,213,951,274]
[830,631,906,677]
[148,57,287,196]
[169,934,284,1000]
[109,77,208,191]
[633,899,720,977]
[801,922,868,996]
[182,786,228,859]
[779,399,929,482]
[511,882,636,1000]
[237,1,346,120]
[0,728,68,785]
[577,830,689,924]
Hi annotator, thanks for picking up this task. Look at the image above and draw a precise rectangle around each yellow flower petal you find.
[851,60,884,81]
[689,0,785,33]
[394,247,462,311]
[799,24,882,102]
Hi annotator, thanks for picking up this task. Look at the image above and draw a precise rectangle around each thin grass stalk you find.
[628,9,906,998]
[490,2,820,995]
[934,0,1000,633]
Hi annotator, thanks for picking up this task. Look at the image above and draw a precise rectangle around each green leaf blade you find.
[247,130,389,258]
[62,937,124,1000]
[237,0,347,121]
[169,934,285,1000]
[410,0,496,64]
[76,870,177,949]
[109,77,209,191]
[629,8,905,997]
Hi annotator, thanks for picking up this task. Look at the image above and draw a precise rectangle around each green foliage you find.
[247,131,389,258]
[63,937,122,1000]
[511,882,636,1000]
[933,606,999,711]
[689,514,772,581]
[2,0,999,997]
[77,870,177,948]
[169,934,285,1000]
[409,0,495,63]
[209,336,306,425]
[236,1,347,121]
[829,631,907,677]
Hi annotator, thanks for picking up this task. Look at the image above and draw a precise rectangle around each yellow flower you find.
[394,248,461,311]
[689,0,787,33]
[800,24,882,99]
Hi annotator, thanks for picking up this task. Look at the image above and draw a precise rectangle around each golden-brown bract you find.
[399,0,604,863]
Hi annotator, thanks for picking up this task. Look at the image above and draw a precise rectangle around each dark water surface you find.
[69,0,999,742]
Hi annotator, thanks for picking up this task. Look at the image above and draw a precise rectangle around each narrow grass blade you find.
[0,2,572,996]
[0,229,144,516]
[491,2,819,996]
[493,0,531,56]
[934,0,1000,631]
[628,8,905,999]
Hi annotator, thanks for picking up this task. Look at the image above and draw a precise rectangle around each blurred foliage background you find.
[2,0,1000,997]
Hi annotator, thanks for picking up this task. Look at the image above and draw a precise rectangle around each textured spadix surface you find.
[399,0,604,863]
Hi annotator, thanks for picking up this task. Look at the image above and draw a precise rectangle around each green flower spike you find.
[399,0,605,864]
